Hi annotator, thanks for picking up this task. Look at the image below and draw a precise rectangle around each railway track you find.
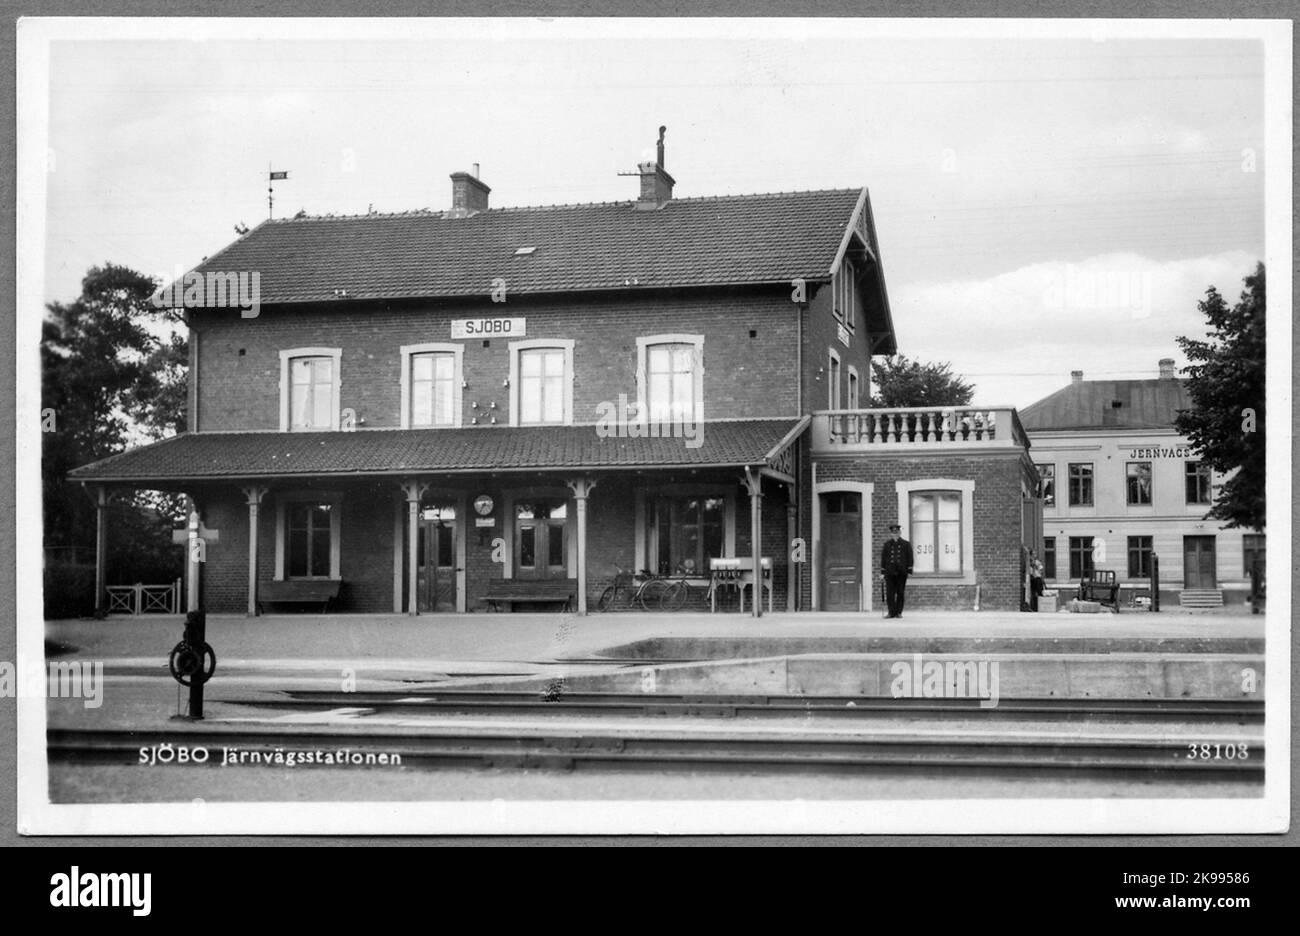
[48,691,1264,779]
[225,690,1265,724]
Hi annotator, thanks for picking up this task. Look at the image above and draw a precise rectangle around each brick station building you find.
[70,136,1043,616]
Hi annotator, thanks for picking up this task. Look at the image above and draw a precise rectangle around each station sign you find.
[452,317,526,339]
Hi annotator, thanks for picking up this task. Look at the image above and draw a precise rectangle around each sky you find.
[31,19,1274,409]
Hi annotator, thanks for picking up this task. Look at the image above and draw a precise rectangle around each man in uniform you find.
[881,522,914,618]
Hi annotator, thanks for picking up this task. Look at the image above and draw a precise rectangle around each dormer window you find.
[514,246,538,256]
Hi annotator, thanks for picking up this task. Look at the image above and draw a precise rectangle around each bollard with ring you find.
[169,609,216,718]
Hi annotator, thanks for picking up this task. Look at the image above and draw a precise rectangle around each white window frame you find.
[508,339,574,427]
[828,348,842,410]
[895,478,976,586]
[636,334,705,426]
[274,494,342,581]
[399,342,464,429]
[847,365,860,409]
[279,347,342,432]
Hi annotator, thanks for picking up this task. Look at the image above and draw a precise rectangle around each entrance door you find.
[417,505,457,612]
[1183,535,1217,589]
[515,498,568,580]
[821,492,862,611]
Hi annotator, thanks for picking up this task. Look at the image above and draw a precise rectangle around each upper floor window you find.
[400,343,464,428]
[1036,463,1055,506]
[637,334,704,426]
[834,260,858,331]
[1067,463,1094,506]
[828,349,841,409]
[847,366,860,409]
[280,348,342,432]
[1185,461,1212,505]
[509,339,574,426]
[1126,461,1153,506]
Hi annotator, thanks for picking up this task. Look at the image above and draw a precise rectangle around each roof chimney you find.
[1158,358,1176,379]
[449,169,490,218]
[1071,370,1084,385]
[636,126,675,210]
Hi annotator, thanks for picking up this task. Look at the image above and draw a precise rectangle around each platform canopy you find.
[68,418,808,487]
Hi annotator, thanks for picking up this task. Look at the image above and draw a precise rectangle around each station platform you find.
[46,606,1265,667]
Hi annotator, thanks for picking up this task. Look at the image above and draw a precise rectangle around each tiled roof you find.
[68,419,807,485]
[1020,379,1192,432]
[187,189,866,305]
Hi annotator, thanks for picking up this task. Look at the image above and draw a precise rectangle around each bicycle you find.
[597,567,674,612]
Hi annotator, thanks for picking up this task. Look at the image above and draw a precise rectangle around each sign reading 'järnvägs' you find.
[1126,446,1192,459]
[452,317,525,339]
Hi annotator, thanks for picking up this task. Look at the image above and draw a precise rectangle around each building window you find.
[281,502,339,579]
[909,491,963,575]
[1185,461,1212,504]
[1068,536,1095,579]
[834,260,858,330]
[1127,535,1153,578]
[1042,537,1057,579]
[1126,461,1153,506]
[636,334,703,427]
[279,348,342,431]
[847,366,860,409]
[1067,463,1094,506]
[1036,464,1055,506]
[400,343,464,428]
[648,494,725,576]
[828,349,841,409]
[509,339,574,426]
[1242,534,1265,576]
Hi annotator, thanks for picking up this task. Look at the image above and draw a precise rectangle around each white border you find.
[15,15,1291,837]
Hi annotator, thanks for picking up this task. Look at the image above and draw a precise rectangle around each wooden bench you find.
[482,579,578,612]
[1077,571,1120,611]
[257,579,342,614]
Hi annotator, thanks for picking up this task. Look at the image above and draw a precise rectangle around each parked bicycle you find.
[597,566,677,612]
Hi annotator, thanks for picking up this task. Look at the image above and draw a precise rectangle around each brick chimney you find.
[636,126,675,210]
[1071,370,1084,385]
[1158,358,1176,379]
[449,165,490,218]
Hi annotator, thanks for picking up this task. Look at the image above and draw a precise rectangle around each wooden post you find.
[567,477,598,615]
[743,467,763,619]
[241,486,269,616]
[400,480,428,615]
[91,486,110,616]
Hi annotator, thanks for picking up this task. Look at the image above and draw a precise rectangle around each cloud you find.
[889,250,1260,407]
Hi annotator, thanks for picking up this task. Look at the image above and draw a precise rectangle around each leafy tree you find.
[42,264,188,614]
[1175,262,1266,531]
[870,355,975,408]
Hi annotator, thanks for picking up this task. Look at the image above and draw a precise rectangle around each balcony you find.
[811,406,1030,453]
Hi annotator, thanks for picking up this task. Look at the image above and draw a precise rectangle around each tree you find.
[1174,262,1266,531]
[42,264,189,615]
[870,355,975,408]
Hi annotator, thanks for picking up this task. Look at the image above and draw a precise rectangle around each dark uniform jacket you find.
[882,537,914,576]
